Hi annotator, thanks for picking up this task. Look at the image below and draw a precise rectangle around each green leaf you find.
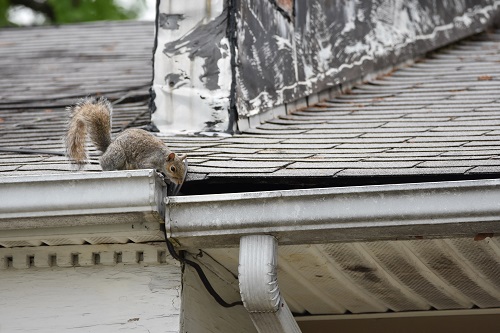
[0,0,147,26]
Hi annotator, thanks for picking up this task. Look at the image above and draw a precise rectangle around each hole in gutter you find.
[6,256,13,268]
[49,254,57,267]
[158,250,166,263]
[72,253,79,266]
[93,253,101,265]
[115,251,123,264]
[28,255,34,268]
[136,251,144,263]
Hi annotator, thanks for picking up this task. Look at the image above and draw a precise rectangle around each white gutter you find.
[167,178,500,332]
[166,178,500,248]
[0,170,166,247]
[239,235,302,333]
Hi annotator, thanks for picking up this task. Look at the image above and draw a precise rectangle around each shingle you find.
[193,147,262,154]
[320,127,430,134]
[299,148,389,154]
[361,131,487,138]
[199,160,290,168]
[0,165,20,172]
[417,160,500,168]
[312,152,391,158]
[283,113,402,120]
[466,166,500,174]
[463,141,500,147]
[0,155,47,163]
[17,163,100,171]
[241,128,307,135]
[408,136,500,143]
[238,132,362,139]
[267,168,342,177]
[474,107,500,112]
[334,142,467,149]
[269,118,326,125]
[368,156,498,162]
[181,158,210,164]
[304,156,363,162]
[220,137,284,144]
[185,172,208,181]
[292,110,352,116]
[362,152,440,159]
[280,137,408,144]
[257,122,386,130]
[188,166,279,174]
[317,103,427,111]
[217,143,337,149]
[405,112,495,118]
[440,150,500,157]
[288,161,419,169]
[335,167,471,177]
[211,153,314,160]
[158,136,225,142]
[382,121,456,128]
[430,126,496,132]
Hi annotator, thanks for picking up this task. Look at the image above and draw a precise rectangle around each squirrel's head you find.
[164,152,188,185]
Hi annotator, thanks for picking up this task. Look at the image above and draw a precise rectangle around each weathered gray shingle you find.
[1,22,500,192]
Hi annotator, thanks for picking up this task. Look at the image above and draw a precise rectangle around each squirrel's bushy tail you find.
[65,97,112,168]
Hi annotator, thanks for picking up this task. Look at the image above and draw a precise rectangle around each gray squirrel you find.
[65,97,187,185]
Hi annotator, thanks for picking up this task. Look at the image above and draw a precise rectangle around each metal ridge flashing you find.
[166,178,500,248]
[0,170,166,248]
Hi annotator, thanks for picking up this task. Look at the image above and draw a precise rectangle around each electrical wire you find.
[154,0,240,306]
[161,225,243,308]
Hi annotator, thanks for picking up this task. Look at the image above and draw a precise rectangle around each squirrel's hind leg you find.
[100,144,126,171]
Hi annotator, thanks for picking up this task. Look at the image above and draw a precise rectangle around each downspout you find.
[239,235,302,333]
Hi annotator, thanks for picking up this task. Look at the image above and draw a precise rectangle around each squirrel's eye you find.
[170,166,176,172]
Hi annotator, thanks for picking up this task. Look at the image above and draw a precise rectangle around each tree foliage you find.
[0,0,146,26]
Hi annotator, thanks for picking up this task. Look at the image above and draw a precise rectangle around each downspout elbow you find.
[238,235,302,333]
[239,235,282,312]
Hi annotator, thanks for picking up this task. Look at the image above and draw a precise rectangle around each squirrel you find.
[65,97,187,185]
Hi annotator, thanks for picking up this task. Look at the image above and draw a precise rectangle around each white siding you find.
[180,253,256,333]
[0,244,181,333]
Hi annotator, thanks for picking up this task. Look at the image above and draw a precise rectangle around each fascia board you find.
[166,178,500,248]
[0,170,166,247]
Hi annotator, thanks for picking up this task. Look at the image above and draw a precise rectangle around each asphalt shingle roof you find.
[0,21,153,174]
[1,21,499,194]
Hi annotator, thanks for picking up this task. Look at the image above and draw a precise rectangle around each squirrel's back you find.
[65,97,112,168]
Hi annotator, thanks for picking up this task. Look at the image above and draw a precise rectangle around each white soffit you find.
[204,234,500,316]
[0,170,166,248]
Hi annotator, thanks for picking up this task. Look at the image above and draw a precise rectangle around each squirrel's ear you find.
[167,152,176,161]
[179,153,187,161]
